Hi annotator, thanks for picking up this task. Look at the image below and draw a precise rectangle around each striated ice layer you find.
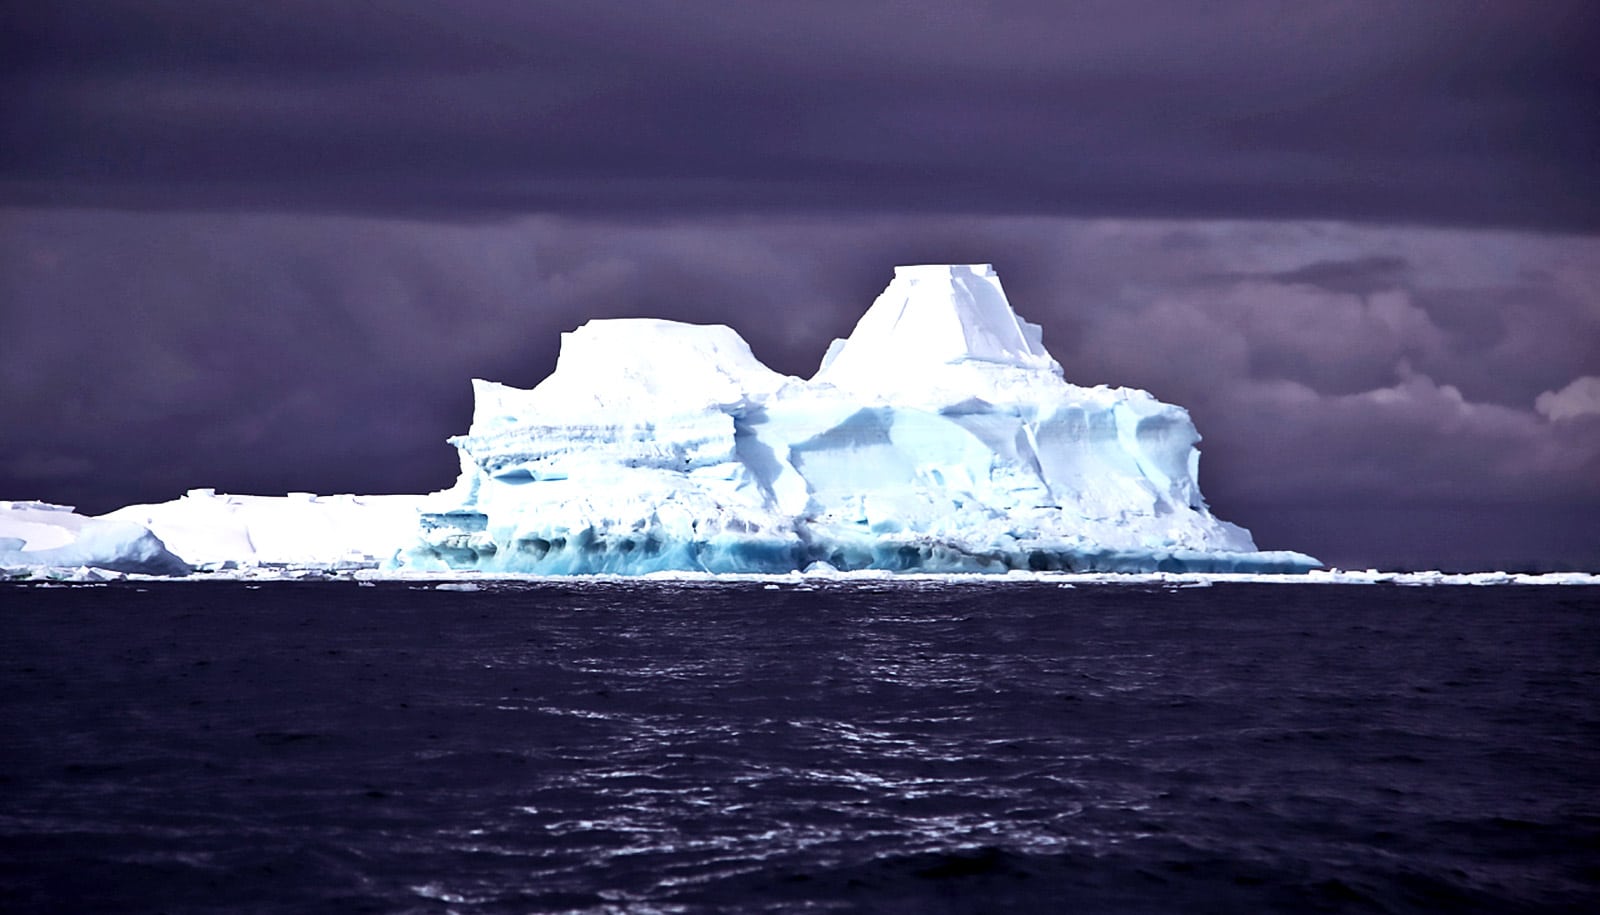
[404,264,1319,575]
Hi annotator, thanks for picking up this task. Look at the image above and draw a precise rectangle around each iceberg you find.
[3,264,1321,578]
[404,264,1319,575]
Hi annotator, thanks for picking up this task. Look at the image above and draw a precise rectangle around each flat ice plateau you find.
[9,263,1580,581]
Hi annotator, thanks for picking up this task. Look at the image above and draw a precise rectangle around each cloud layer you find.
[4,2,1597,226]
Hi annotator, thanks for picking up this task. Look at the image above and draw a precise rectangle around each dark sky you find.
[3,1,1598,570]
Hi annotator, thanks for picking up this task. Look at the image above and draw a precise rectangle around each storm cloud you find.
[2,2,1597,569]
[4,1,1597,226]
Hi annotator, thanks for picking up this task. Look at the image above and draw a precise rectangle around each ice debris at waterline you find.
[1,264,1321,578]
[409,264,1317,575]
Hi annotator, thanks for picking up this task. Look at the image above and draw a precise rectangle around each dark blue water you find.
[2,581,1596,913]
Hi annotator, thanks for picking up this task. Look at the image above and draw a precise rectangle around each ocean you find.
[1,580,1596,913]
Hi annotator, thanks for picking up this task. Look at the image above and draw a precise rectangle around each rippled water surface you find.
[2,581,1597,913]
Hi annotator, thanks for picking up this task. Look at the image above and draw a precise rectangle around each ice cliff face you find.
[407,264,1317,574]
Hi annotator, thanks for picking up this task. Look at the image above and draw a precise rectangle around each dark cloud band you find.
[3,2,1597,227]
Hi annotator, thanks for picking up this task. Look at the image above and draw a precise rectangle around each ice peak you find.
[815,264,1060,389]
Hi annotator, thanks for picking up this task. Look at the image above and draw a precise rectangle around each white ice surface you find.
[815,263,1059,395]
[101,489,432,567]
[0,501,190,576]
